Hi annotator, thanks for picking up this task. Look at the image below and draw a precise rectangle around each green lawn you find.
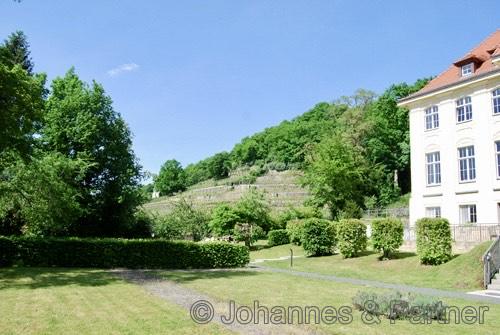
[158,269,500,335]
[253,242,490,291]
[0,268,231,335]
[249,240,304,261]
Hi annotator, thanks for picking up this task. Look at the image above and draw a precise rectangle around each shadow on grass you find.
[157,269,260,284]
[377,251,418,261]
[0,267,120,290]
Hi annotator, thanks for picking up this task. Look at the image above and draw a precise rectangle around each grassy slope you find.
[0,268,230,335]
[159,269,500,335]
[257,241,491,291]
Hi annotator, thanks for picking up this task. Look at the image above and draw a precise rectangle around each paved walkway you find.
[251,264,500,305]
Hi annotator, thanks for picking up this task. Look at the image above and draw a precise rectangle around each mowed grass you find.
[0,268,231,335]
[158,269,500,335]
[254,242,490,291]
[249,240,304,261]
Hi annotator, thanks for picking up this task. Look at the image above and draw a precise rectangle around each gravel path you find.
[251,265,500,305]
[112,269,321,335]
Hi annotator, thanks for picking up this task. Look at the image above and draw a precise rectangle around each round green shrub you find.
[301,218,336,256]
[337,219,367,258]
[267,229,290,246]
[416,218,452,265]
[371,218,404,259]
[286,219,306,245]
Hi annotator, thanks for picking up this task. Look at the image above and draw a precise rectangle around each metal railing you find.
[364,207,409,218]
[402,224,500,242]
[483,236,500,288]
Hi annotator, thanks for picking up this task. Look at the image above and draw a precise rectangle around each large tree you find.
[154,159,186,196]
[365,79,429,195]
[42,69,142,236]
[0,64,45,157]
[0,31,34,74]
[304,133,371,219]
[0,151,89,236]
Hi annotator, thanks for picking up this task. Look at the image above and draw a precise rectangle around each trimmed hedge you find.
[267,229,290,246]
[371,218,404,259]
[301,218,336,256]
[0,237,249,269]
[337,219,367,258]
[416,218,452,265]
[286,219,305,245]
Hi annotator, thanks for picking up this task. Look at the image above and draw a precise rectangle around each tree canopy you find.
[0,31,144,237]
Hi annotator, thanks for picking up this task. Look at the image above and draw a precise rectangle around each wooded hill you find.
[152,80,429,218]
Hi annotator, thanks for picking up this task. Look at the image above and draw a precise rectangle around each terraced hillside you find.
[143,170,310,215]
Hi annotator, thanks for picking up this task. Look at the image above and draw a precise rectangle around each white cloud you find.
[107,63,139,77]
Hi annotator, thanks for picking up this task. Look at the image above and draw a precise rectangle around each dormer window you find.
[461,63,473,76]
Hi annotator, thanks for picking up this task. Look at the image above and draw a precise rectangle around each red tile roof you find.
[407,29,500,100]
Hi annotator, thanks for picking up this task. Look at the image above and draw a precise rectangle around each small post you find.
[290,248,293,267]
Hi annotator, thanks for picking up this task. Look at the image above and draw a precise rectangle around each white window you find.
[493,88,500,114]
[456,96,472,123]
[425,106,439,130]
[461,63,473,76]
[458,146,476,182]
[459,205,477,224]
[426,152,441,185]
[425,207,441,218]
[496,141,500,178]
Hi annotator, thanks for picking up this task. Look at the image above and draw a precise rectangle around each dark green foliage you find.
[0,63,45,156]
[267,229,290,246]
[0,152,89,236]
[207,152,231,179]
[0,31,34,74]
[416,218,452,265]
[301,218,336,256]
[43,69,143,237]
[154,159,187,196]
[0,236,249,268]
[371,218,404,259]
[209,203,240,236]
[152,199,209,241]
[337,219,367,258]
[352,291,447,320]
[0,236,16,267]
[365,79,430,197]
[286,219,306,245]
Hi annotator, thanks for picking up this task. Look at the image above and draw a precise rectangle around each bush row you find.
[281,216,452,265]
[289,218,367,257]
[0,236,249,269]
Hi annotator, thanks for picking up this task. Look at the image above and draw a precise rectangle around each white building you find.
[399,30,500,225]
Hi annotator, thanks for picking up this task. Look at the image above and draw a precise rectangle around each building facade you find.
[399,30,500,225]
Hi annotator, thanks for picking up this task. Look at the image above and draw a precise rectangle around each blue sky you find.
[1,1,498,175]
